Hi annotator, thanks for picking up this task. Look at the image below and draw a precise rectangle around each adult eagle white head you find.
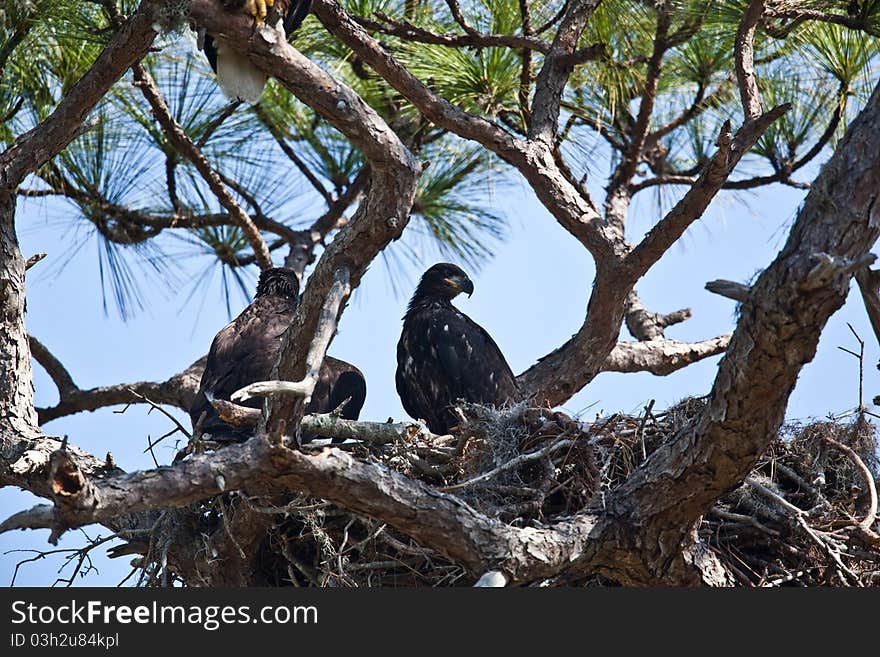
[201,0,311,104]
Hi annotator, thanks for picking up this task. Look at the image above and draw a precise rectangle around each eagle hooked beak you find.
[453,275,474,298]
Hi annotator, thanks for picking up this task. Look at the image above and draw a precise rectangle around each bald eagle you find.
[201,0,311,104]
[395,263,520,434]
[189,267,366,442]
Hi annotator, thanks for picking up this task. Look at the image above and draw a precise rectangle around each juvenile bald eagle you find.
[189,267,366,443]
[201,0,311,104]
[395,263,520,434]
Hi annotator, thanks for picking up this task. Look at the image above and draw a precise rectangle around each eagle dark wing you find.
[282,0,312,34]
[396,305,519,434]
[303,356,367,443]
[189,295,297,441]
[189,295,366,443]
[307,356,366,419]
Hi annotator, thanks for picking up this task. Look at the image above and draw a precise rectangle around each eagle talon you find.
[243,0,271,22]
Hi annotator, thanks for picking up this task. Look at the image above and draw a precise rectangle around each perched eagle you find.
[189,267,366,442]
[201,0,312,104]
[395,263,520,434]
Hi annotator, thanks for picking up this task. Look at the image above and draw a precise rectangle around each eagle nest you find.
[137,399,880,587]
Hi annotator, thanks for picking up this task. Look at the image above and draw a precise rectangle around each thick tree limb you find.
[0,433,725,585]
[735,0,765,121]
[626,105,790,279]
[0,427,119,499]
[606,78,880,559]
[528,0,602,145]
[0,1,160,193]
[211,397,446,445]
[24,252,46,270]
[624,290,691,341]
[228,267,350,421]
[28,335,77,399]
[35,358,203,425]
[0,1,161,443]
[705,279,751,302]
[313,0,617,261]
[253,266,349,417]
[854,267,880,352]
[0,504,56,534]
[187,1,420,444]
[603,336,731,376]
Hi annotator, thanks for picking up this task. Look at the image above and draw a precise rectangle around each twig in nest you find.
[821,434,878,531]
[637,399,655,461]
[746,476,806,518]
[438,439,574,492]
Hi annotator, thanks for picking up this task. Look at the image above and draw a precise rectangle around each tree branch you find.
[765,8,880,37]
[35,358,203,425]
[822,434,878,532]
[705,279,751,303]
[0,1,160,192]
[604,8,670,233]
[855,267,880,355]
[353,11,552,53]
[626,104,790,279]
[528,0,601,145]
[0,1,162,442]
[211,397,447,445]
[623,290,691,341]
[253,104,333,205]
[735,0,765,121]
[602,336,731,376]
[188,0,420,444]
[28,336,77,399]
[606,78,880,556]
[131,64,274,270]
[312,0,615,260]
[249,266,350,437]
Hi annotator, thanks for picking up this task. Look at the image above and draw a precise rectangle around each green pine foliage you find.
[4,0,879,316]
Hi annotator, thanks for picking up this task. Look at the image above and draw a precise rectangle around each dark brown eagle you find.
[201,0,312,104]
[395,263,520,434]
[189,267,366,442]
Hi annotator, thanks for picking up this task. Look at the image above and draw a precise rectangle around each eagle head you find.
[255,267,300,300]
[413,263,474,301]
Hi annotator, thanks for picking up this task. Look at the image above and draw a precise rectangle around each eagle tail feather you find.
[213,21,285,105]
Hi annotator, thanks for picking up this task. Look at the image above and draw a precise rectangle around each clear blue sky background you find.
[2,139,876,586]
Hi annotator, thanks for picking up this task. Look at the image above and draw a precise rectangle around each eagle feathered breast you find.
[395,263,520,434]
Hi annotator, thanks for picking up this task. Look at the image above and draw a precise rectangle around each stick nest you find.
[138,398,880,587]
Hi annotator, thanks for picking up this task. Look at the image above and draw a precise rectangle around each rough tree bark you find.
[2,0,879,588]
[1,0,162,480]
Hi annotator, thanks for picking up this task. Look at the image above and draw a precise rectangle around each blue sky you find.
[2,160,876,586]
